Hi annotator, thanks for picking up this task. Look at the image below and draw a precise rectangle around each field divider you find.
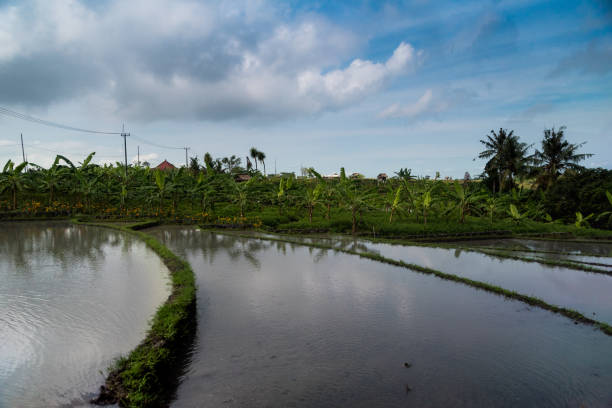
[215,229,612,337]
[73,219,196,407]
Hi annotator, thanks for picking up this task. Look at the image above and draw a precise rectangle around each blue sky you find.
[0,0,610,177]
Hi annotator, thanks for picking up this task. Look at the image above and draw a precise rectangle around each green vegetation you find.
[2,126,610,237]
[74,219,196,407]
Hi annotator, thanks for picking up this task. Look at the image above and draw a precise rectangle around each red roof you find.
[156,160,176,170]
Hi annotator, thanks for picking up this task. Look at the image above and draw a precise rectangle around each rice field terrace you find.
[1,151,612,407]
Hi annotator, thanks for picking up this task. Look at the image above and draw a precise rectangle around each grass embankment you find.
[218,230,612,337]
[73,219,197,407]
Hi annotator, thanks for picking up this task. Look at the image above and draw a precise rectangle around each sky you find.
[0,0,610,177]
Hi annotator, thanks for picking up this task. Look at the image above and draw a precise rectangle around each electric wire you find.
[131,134,184,150]
[0,105,186,154]
[24,144,122,160]
[0,106,121,134]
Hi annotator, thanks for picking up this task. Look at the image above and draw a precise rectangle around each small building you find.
[324,173,340,179]
[156,160,176,171]
[234,173,251,182]
[349,172,364,179]
[377,173,388,182]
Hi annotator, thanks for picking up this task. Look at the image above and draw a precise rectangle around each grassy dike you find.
[219,230,612,337]
[73,219,197,407]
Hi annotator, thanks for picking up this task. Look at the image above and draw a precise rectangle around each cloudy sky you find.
[0,0,610,177]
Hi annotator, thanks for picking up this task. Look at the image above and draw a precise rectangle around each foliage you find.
[532,126,592,189]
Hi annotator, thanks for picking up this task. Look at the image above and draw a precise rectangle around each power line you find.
[131,134,184,150]
[0,106,121,134]
[24,144,121,159]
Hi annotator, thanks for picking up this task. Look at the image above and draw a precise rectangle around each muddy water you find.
[148,227,612,408]
[0,222,170,407]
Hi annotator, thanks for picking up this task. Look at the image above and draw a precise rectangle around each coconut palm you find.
[532,126,592,189]
[479,128,531,192]
[257,151,266,176]
[249,147,259,171]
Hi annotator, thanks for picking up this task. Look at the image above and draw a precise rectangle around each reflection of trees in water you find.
[155,229,338,268]
[0,222,132,272]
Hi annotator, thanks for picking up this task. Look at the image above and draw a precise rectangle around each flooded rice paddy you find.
[149,226,612,407]
[247,233,612,324]
[0,222,170,407]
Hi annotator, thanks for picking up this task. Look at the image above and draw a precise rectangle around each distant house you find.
[325,173,340,179]
[234,173,251,182]
[377,173,388,182]
[349,172,364,179]
[156,160,176,171]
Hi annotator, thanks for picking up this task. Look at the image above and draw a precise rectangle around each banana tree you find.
[232,178,252,217]
[31,156,68,204]
[276,178,286,215]
[154,170,167,215]
[575,211,594,228]
[447,182,485,223]
[508,204,528,224]
[1,160,28,210]
[303,183,323,223]
[485,197,498,225]
[595,191,612,227]
[337,181,376,234]
[307,168,335,220]
[388,186,402,223]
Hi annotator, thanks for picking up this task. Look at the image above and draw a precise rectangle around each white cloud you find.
[379,87,476,120]
[0,0,420,121]
[379,89,434,119]
[297,42,421,110]
[132,152,158,164]
[0,139,17,147]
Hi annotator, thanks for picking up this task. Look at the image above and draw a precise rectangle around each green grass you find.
[73,219,196,407]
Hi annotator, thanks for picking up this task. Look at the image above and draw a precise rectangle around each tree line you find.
[1,128,611,233]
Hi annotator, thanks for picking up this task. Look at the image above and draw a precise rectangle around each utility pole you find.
[121,124,130,179]
[184,147,190,168]
[137,145,140,166]
[20,133,26,169]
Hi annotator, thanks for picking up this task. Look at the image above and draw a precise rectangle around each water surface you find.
[0,222,170,407]
[249,233,612,324]
[149,226,612,408]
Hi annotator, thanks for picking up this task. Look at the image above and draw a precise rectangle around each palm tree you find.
[0,160,28,210]
[532,126,592,189]
[479,128,531,192]
[257,151,266,176]
[249,147,259,171]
